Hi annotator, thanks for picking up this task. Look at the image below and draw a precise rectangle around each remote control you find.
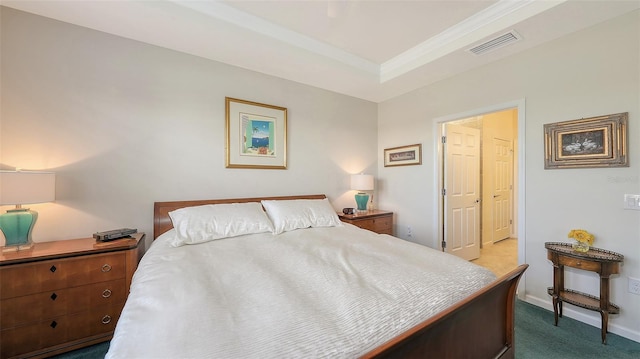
[94,228,137,241]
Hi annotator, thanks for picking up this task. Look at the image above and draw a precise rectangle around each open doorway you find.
[438,108,519,277]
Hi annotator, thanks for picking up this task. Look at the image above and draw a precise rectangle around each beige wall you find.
[378,10,640,340]
[0,7,378,246]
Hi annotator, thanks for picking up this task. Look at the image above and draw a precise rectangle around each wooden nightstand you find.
[545,242,623,344]
[338,210,393,235]
[0,233,145,359]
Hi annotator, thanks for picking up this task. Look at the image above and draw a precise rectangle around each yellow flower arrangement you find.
[568,229,595,245]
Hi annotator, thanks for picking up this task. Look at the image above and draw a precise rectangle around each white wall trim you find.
[381,1,566,82]
[170,0,380,75]
[525,294,640,343]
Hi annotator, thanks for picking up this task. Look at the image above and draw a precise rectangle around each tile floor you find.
[471,238,518,277]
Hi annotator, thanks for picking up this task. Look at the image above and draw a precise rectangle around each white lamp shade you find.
[0,171,56,205]
[351,174,374,191]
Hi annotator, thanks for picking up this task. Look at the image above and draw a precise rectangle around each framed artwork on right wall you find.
[544,112,628,169]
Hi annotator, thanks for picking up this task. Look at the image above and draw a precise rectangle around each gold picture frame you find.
[225,97,287,169]
[544,112,628,169]
[384,144,422,167]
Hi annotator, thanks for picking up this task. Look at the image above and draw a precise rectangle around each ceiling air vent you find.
[467,30,522,55]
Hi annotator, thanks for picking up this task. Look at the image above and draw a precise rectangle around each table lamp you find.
[0,170,56,251]
[351,174,374,212]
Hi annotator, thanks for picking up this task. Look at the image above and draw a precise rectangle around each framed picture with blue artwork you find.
[225,97,287,169]
[544,112,628,169]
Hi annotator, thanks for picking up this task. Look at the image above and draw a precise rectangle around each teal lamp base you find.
[354,192,370,212]
[0,207,37,251]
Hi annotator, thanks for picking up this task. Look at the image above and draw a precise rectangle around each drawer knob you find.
[50,321,58,328]
[50,292,58,301]
[101,264,112,272]
[102,289,112,298]
[101,315,112,324]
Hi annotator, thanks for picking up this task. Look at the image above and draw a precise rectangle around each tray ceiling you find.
[3,0,638,102]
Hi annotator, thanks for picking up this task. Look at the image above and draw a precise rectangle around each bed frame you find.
[153,194,528,359]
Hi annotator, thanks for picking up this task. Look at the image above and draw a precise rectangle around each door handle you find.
[493,195,501,198]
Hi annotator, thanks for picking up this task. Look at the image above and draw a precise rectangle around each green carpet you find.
[48,342,109,359]
[515,300,640,358]
[50,300,640,358]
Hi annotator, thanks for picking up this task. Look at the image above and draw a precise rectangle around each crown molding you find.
[173,1,566,84]
[380,0,566,82]
[170,0,380,75]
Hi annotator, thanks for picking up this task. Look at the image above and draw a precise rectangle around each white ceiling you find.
[3,1,639,102]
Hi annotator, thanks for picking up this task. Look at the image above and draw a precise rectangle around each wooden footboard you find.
[363,264,528,359]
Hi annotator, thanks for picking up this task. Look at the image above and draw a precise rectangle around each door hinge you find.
[441,239,446,251]
[442,136,446,144]
[510,219,513,224]
[442,188,446,196]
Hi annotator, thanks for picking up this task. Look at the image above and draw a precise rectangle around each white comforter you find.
[107,224,495,358]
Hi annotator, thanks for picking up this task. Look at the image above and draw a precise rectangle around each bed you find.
[106,194,527,358]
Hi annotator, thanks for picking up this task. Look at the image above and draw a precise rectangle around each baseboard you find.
[524,294,640,343]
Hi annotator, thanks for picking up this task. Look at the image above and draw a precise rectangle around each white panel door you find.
[492,138,512,242]
[444,123,480,261]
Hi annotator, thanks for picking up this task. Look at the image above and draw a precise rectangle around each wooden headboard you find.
[153,194,327,240]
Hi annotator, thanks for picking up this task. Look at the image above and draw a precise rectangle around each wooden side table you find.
[0,233,145,358]
[545,242,623,344]
[338,210,393,235]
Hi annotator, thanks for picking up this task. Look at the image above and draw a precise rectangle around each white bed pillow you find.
[168,202,274,246]
[261,198,342,234]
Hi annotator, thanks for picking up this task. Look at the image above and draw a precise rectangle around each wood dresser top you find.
[0,233,144,266]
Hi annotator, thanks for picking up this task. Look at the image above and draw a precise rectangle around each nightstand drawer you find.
[0,252,126,299]
[339,210,393,235]
[356,217,392,234]
[0,302,123,358]
[1,279,127,328]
